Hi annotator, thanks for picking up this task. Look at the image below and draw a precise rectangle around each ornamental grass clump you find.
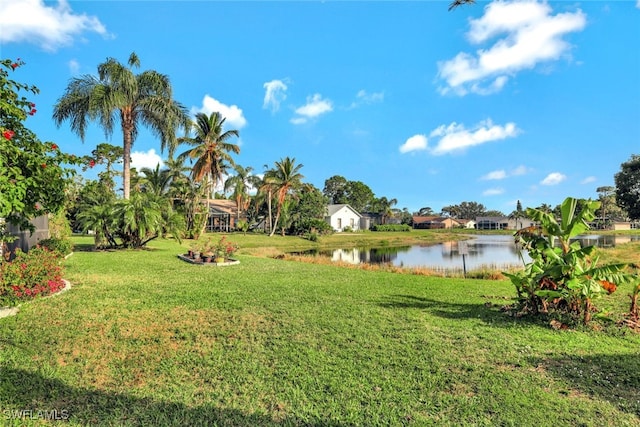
[504,197,640,326]
[0,246,66,307]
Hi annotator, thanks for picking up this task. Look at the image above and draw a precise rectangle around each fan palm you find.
[52,52,189,199]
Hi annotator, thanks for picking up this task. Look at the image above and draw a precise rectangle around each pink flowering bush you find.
[0,246,66,307]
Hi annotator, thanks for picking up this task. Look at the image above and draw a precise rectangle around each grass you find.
[1,236,639,426]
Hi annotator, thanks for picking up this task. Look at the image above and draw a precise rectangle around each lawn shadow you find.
[530,353,640,417]
[378,294,540,328]
[0,367,342,426]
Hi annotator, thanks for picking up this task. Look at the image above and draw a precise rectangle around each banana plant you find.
[505,197,638,324]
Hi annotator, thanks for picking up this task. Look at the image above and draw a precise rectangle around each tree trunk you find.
[122,132,132,200]
[267,189,273,235]
[270,205,281,237]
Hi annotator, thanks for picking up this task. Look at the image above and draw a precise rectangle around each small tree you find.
[615,155,640,220]
[504,197,638,325]
[1,58,79,243]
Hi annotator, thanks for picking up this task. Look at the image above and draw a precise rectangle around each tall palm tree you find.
[265,157,304,237]
[224,164,260,220]
[178,112,240,197]
[178,111,240,234]
[53,52,189,199]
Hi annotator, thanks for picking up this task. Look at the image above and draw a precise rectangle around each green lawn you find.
[1,236,639,426]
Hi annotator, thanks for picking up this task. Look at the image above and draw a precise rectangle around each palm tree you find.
[375,196,398,224]
[265,157,304,237]
[53,52,189,199]
[178,112,240,196]
[177,111,240,234]
[139,164,171,197]
[448,0,475,11]
[224,164,260,221]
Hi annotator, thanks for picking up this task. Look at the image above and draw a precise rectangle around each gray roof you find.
[327,204,362,217]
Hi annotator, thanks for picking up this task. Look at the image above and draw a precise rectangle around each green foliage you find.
[322,175,375,213]
[236,219,249,235]
[48,209,72,240]
[53,52,189,199]
[76,191,185,249]
[293,218,334,236]
[370,224,411,232]
[0,246,65,306]
[38,237,73,257]
[504,197,640,325]
[615,154,640,220]
[0,58,80,235]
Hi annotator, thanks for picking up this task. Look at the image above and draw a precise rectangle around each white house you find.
[325,204,362,232]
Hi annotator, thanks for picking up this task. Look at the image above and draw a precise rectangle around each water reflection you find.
[302,234,638,272]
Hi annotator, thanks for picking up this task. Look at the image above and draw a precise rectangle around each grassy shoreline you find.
[1,235,639,425]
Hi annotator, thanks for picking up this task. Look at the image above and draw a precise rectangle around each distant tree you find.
[345,181,375,213]
[371,196,397,224]
[595,186,616,226]
[323,175,375,213]
[485,210,506,217]
[509,200,525,229]
[224,164,260,220]
[535,203,553,214]
[288,184,329,234]
[399,208,413,225]
[323,175,348,204]
[53,52,188,199]
[266,157,304,237]
[615,154,640,220]
[415,207,435,216]
[440,205,461,218]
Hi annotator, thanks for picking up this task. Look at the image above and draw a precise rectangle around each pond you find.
[298,234,639,272]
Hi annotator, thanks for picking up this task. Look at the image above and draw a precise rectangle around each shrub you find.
[0,247,66,307]
[38,237,73,257]
[305,231,319,242]
[503,197,639,325]
[370,224,411,232]
[292,218,333,236]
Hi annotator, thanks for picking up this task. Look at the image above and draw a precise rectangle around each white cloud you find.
[481,164,531,180]
[131,149,163,172]
[637,0,640,9]
[68,58,79,74]
[263,79,288,113]
[350,89,385,108]
[291,94,333,124]
[437,0,586,96]
[399,134,428,154]
[541,172,566,186]
[429,119,519,155]
[481,170,507,180]
[511,165,531,176]
[483,188,504,196]
[581,176,597,184]
[193,95,247,129]
[0,0,108,51]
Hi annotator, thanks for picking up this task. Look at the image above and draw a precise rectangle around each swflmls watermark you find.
[2,408,70,421]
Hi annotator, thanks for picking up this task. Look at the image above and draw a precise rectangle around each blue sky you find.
[1,0,639,214]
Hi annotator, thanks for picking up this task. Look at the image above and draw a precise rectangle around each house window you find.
[350,218,355,227]
[337,218,342,229]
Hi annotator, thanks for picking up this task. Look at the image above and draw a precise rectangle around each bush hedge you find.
[370,224,411,232]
